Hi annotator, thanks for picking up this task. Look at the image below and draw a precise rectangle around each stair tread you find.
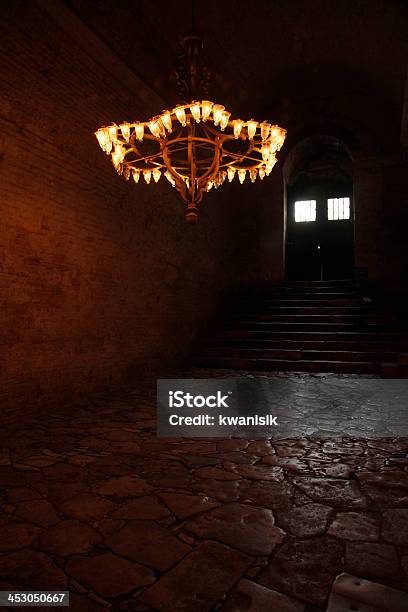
[193,281,404,375]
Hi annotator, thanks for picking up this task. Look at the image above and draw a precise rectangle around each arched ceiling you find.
[67,0,408,153]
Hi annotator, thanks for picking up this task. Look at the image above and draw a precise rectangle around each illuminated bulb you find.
[148,120,162,138]
[161,111,172,132]
[258,167,266,180]
[265,156,277,175]
[112,143,125,167]
[212,104,225,126]
[260,121,270,141]
[238,169,246,184]
[111,154,121,170]
[220,111,231,131]
[220,171,227,184]
[227,167,236,182]
[123,166,131,181]
[164,171,175,187]
[108,125,117,142]
[261,144,271,162]
[133,170,140,183]
[190,103,201,123]
[206,181,213,191]
[250,169,257,183]
[201,100,213,122]
[269,141,278,154]
[119,123,130,142]
[270,126,280,139]
[233,120,244,139]
[153,168,161,183]
[174,106,187,126]
[144,170,152,184]
[135,124,144,141]
[95,129,108,150]
[247,120,258,139]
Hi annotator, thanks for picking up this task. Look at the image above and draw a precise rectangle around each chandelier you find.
[95,35,286,224]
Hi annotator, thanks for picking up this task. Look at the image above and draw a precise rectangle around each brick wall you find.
[0,2,237,419]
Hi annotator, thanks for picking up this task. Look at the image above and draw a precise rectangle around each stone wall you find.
[0,1,237,418]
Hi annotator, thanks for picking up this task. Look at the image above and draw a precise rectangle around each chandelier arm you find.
[221,151,265,166]
[162,142,188,203]
[187,119,196,202]
[197,139,222,189]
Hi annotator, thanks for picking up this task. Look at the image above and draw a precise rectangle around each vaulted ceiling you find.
[67,0,408,153]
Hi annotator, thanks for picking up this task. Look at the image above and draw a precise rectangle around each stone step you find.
[196,347,396,362]
[204,338,408,353]
[218,321,399,332]
[241,299,365,307]
[192,281,405,376]
[222,306,375,315]
[220,313,392,324]
[193,356,379,374]
[237,291,360,300]
[218,330,408,342]
[279,279,353,286]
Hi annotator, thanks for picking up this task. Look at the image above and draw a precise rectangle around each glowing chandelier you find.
[95,35,286,224]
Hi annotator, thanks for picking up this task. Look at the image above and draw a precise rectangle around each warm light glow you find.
[212,104,225,126]
[238,169,246,184]
[135,124,144,141]
[112,144,125,167]
[265,155,277,175]
[261,144,270,162]
[164,171,176,187]
[220,111,231,131]
[119,123,130,142]
[148,120,161,138]
[161,111,172,132]
[227,167,236,182]
[233,120,244,139]
[108,125,117,142]
[260,121,270,141]
[97,98,286,223]
[247,120,258,139]
[201,100,213,121]
[95,128,112,154]
[190,103,201,123]
[175,106,187,126]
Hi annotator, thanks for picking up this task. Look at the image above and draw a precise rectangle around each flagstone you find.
[184,502,285,555]
[66,552,155,598]
[140,541,252,611]
[106,520,190,570]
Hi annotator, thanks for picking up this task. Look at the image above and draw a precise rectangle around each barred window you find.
[294,200,316,222]
[328,197,350,220]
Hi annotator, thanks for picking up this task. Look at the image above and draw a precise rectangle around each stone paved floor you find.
[0,371,407,611]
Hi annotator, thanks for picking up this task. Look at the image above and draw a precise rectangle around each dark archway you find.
[283,135,354,281]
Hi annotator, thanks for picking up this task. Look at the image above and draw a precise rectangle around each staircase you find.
[192,280,408,375]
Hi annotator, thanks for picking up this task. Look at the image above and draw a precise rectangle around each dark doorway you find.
[284,135,354,281]
[286,177,354,280]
